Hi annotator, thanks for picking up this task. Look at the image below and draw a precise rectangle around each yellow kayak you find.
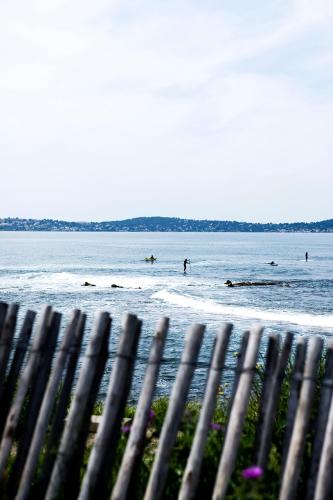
[144,257,157,261]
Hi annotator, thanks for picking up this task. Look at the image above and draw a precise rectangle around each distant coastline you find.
[0,216,332,232]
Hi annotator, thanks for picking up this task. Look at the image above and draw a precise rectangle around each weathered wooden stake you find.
[16,310,81,500]
[79,314,141,500]
[254,333,281,455]
[143,323,205,500]
[257,332,293,469]
[179,323,232,500]
[279,336,323,500]
[0,303,8,336]
[8,311,61,497]
[311,339,333,500]
[45,311,111,500]
[227,331,249,419]
[0,305,52,480]
[111,317,169,500]
[37,312,86,495]
[0,310,36,438]
[212,326,263,500]
[0,303,19,398]
[281,335,307,473]
[65,316,112,500]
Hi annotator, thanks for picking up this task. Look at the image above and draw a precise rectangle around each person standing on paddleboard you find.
[184,258,190,273]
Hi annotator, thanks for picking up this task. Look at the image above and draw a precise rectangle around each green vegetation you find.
[94,362,323,500]
[1,361,325,499]
[111,395,274,499]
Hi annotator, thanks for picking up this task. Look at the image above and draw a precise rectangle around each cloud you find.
[0,0,332,222]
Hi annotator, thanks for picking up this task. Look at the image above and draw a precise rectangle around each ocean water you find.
[0,231,332,400]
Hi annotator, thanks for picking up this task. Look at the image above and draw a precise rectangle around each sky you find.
[0,0,332,223]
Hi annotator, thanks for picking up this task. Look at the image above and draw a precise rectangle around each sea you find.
[0,231,332,401]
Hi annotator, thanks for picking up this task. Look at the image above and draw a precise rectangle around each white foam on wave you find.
[1,272,85,291]
[0,271,186,291]
[37,273,152,290]
[152,290,333,329]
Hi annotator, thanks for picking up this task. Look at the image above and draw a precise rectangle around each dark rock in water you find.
[82,281,96,287]
[111,283,142,289]
[224,280,282,287]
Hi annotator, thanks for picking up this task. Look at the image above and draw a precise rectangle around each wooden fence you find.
[0,301,332,499]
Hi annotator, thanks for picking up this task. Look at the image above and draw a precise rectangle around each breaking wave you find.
[152,290,333,329]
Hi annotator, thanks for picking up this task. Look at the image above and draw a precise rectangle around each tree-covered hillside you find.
[0,216,332,232]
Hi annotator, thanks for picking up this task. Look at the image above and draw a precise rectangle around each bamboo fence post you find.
[79,314,141,500]
[256,332,293,469]
[279,335,323,500]
[314,395,333,500]
[0,303,8,335]
[111,317,169,500]
[178,323,232,500]
[227,331,249,417]
[143,323,205,500]
[45,311,111,500]
[63,316,112,500]
[309,338,333,500]
[254,333,281,455]
[0,310,36,438]
[314,425,333,500]
[37,313,87,495]
[66,314,113,500]
[16,310,81,500]
[281,335,307,472]
[212,326,263,500]
[0,303,19,397]
[8,311,62,497]
[0,305,52,480]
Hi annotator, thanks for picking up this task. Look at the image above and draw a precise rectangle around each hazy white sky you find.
[1,0,332,222]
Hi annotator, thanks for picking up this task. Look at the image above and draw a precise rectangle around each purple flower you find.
[210,422,223,431]
[121,425,131,433]
[148,409,156,422]
[242,466,263,480]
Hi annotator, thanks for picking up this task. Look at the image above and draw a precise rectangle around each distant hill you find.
[0,216,332,232]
